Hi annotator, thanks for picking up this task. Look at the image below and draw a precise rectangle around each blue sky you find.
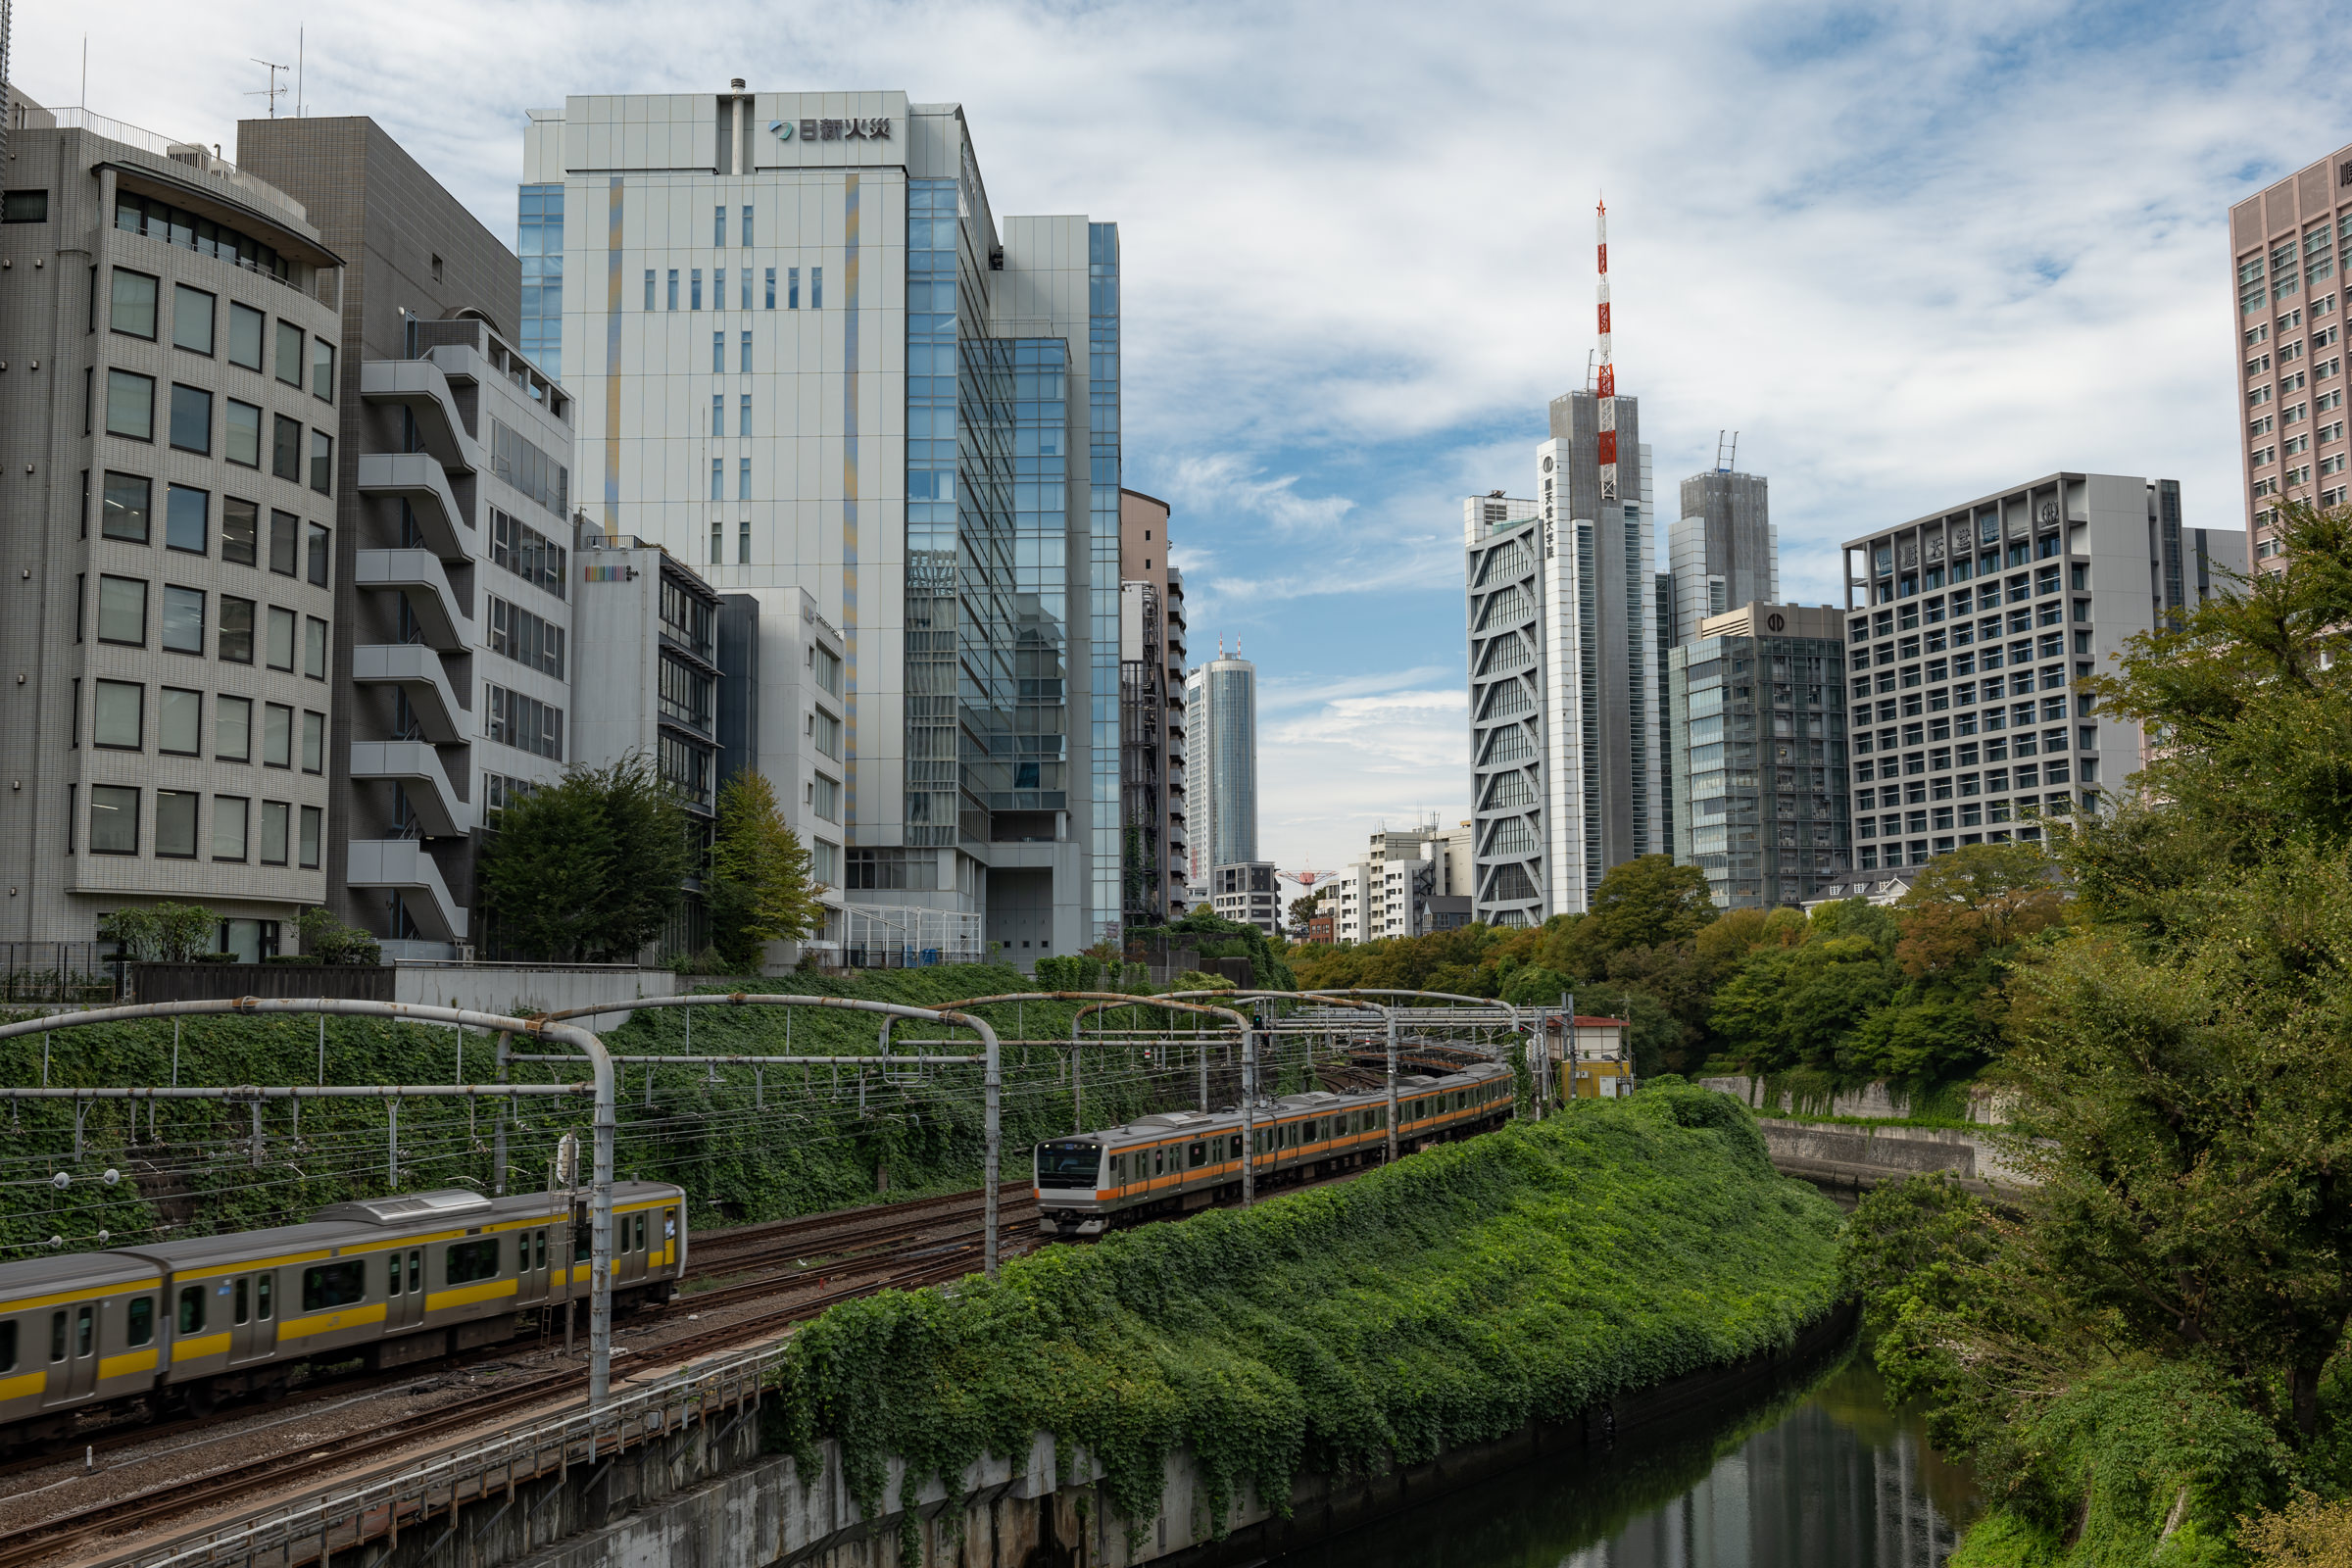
[30,0,2352,872]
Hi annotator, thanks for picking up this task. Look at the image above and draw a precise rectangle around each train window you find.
[1188,1141,1206,1168]
[409,1251,421,1294]
[1229,1134,1243,1158]
[301,1261,367,1310]
[665,1208,678,1249]
[387,1255,402,1297]
[1152,1148,1165,1176]
[49,1310,66,1361]
[75,1305,93,1357]
[446,1240,501,1285]
[177,1286,206,1335]
[574,1226,592,1263]
[124,1298,154,1348]
[0,1320,15,1371]
[257,1276,272,1320]
[234,1279,250,1326]
[535,1230,548,1270]
[634,1214,648,1251]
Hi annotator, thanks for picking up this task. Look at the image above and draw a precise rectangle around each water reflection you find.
[1269,1349,1976,1568]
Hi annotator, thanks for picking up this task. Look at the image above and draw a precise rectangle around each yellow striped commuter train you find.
[0,1182,685,1449]
[1033,1059,1514,1240]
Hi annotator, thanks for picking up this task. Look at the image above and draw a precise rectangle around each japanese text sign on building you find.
[774,117,893,142]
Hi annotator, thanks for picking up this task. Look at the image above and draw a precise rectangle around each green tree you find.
[294,906,383,965]
[708,771,826,972]
[479,753,692,962]
[1583,854,1719,955]
[100,903,217,961]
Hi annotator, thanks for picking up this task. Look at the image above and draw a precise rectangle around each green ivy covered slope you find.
[766,1082,1842,1550]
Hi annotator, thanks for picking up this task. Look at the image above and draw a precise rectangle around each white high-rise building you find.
[521,89,1123,960]
[1463,393,1663,927]
[1184,650,1257,883]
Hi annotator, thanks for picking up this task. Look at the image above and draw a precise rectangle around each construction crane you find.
[1595,196,1618,505]
[1277,866,1333,891]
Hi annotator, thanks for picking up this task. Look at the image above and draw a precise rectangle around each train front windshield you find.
[1035,1143,1101,1187]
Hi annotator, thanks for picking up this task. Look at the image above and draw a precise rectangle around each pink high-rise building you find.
[2230,152,2352,567]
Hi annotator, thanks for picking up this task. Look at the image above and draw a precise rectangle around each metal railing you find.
[103,1339,792,1568]
[0,942,122,1004]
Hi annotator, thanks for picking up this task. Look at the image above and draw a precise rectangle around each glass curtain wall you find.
[1088,223,1123,940]
[517,184,564,381]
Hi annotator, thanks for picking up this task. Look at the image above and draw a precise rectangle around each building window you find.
[742,205,754,247]
[485,683,564,760]
[765,267,775,309]
[102,472,151,543]
[163,586,206,655]
[89,786,139,856]
[711,331,724,372]
[667,269,679,310]
[306,616,328,678]
[739,517,750,564]
[219,596,255,662]
[110,269,159,338]
[155,791,199,858]
[714,205,727,247]
[789,267,800,308]
[714,268,725,312]
[710,458,723,501]
[160,687,202,755]
[97,575,147,645]
[645,269,656,310]
[260,800,290,864]
[271,415,302,481]
[172,283,215,354]
[222,498,258,565]
[310,429,333,494]
[303,710,324,773]
[308,522,331,587]
[166,484,208,554]
[691,269,703,310]
[710,520,721,564]
[3,189,49,222]
[270,510,300,575]
[93,680,144,749]
[313,339,335,401]
[263,703,293,767]
[711,392,723,436]
[300,805,321,868]
[225,400,262,467]
[740,393,752,437]
[738,457,751,501]
[812,773,840,822]
[740,330,752,371]
[741,267,752,310]
[274,320,304,386]
[216,696,252,760]
[213,795,248,860]
[106,369,155,440]
[811,267,822,309]
[268,606,297,670]
[169,385,212,454]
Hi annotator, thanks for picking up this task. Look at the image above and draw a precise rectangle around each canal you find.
[1268,1343,1979,1568]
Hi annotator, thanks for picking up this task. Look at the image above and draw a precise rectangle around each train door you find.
[385,1247,426,1332]
[227,1273,274,1365]
[661,1207,679,1271]
[55,1301,99,1401]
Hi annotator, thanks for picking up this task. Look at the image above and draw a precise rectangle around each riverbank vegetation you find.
[763,1082,1841,1564]
[1842,501,2352,1564]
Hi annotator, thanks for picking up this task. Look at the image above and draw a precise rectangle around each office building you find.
[521,89,1122,958]
[1463,391,1662,928]
[1840,472,2243,869]
[1185,648,1258,881]
[1668,602,1850,907]
[238,117,587,956]
[2229,149,2352,566]
[1118,487,1186,923]
[1668,466,1778,647]
[0,100,345,956]
[1208,859,1279,937]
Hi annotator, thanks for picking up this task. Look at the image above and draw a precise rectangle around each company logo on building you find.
[771,117,893,142]
[1766,612,1786,632]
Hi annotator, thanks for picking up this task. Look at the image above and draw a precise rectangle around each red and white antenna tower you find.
[1594,197,1618,505]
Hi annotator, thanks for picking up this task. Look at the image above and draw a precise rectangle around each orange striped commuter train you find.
[1032,1059,1514,1241]
[0,1182,684,1450]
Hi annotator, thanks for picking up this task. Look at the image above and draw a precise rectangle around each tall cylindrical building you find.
[1185,651,1258,883]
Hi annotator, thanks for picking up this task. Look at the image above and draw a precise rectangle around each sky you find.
[24,0,2350,875]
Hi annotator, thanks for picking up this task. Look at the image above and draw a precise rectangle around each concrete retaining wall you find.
[1699,1073,2016,1125]
[1754,1116,2034,1197]
[391,965,677,1030]
[417,1305,1855,1568]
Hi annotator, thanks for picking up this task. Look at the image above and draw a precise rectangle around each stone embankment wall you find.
[1698,1073,2016,1124]
[426,1305,1854,1568]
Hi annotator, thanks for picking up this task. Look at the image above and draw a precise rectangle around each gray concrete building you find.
[1118,487,1186,924]
[1669,467,1778,647]
[1839,472,2243,870]
[0,100,345,956]
[1463,391,1662,929]
[1668,602,1850,908]
[237,118,582,957]
[1208,860,1279,937]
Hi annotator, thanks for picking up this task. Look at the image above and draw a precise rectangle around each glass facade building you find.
[1668,607,1849,907]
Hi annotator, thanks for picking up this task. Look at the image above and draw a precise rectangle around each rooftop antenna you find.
[1594,196,1619,504]
[248,58,289,119]
[296,27,304,117]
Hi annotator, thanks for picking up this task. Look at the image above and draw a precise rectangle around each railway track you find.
[0,1242,999,1568]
